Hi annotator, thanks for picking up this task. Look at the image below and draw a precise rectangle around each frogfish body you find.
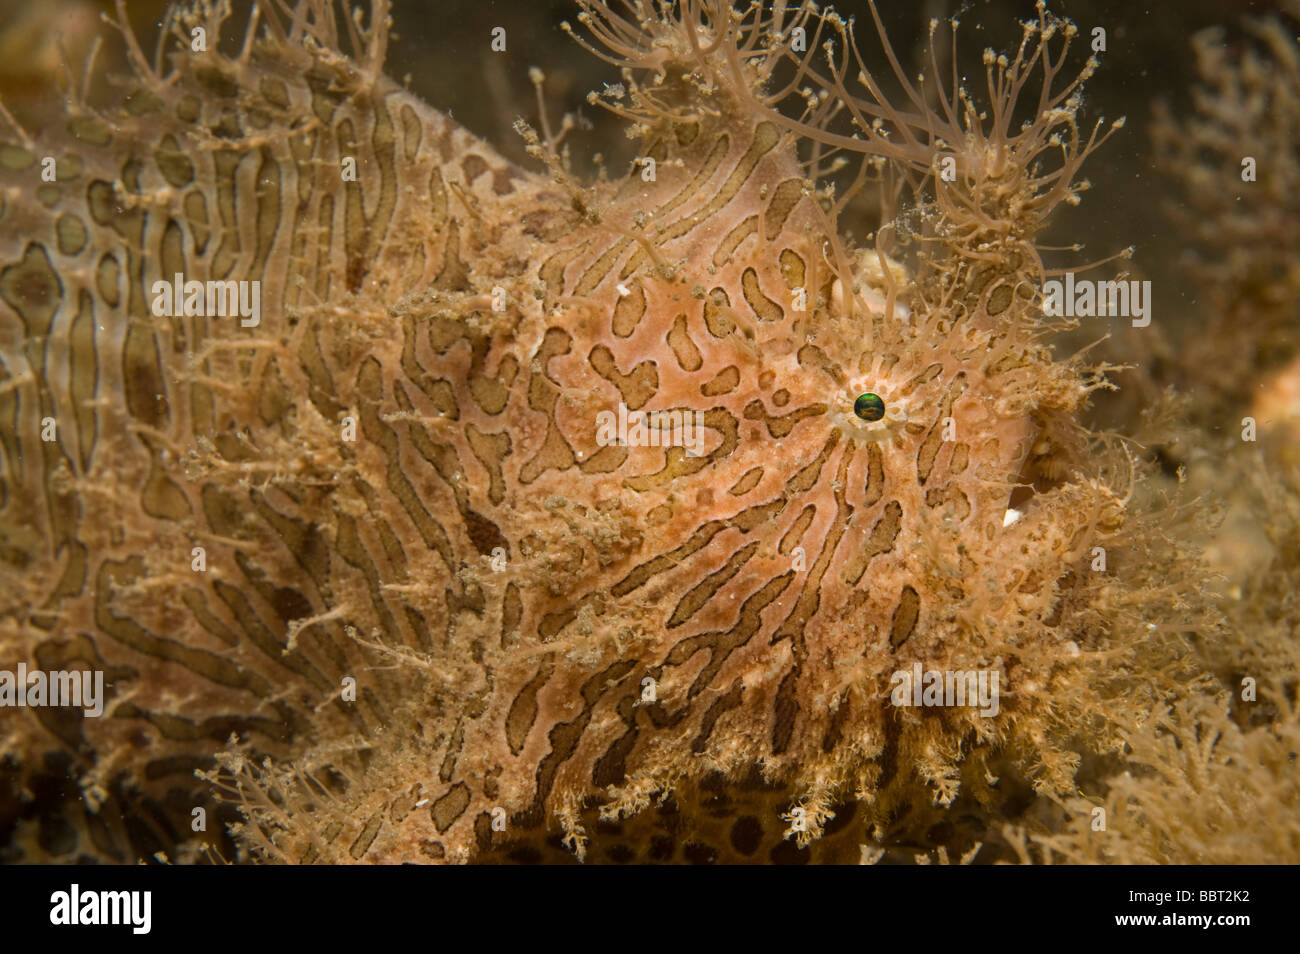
[0,0,1131,863]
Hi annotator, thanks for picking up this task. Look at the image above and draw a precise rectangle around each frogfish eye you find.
[854,392,885,422]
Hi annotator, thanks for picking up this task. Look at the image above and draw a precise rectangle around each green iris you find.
[854,392,885,422]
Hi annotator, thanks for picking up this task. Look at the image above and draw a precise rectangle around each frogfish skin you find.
[0,0,1136,863]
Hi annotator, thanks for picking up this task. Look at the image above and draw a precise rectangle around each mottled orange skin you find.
[0,1,1128,864]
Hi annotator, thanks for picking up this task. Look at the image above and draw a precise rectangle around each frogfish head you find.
[498,0,1128,838]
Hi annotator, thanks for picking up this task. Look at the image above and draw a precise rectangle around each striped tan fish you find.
[0,0,1144,863]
